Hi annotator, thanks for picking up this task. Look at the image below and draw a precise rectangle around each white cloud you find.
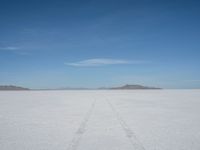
[65,58,146,67]
[0,46,31,55]
[0,46,19,51]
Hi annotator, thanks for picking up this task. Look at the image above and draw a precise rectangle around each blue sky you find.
[0,0,200,89]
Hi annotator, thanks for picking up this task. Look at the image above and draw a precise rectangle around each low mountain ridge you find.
[110,84,161,90]
[0,84,161,90]
[0,85,29,90]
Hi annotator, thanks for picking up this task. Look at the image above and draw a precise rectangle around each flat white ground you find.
[0,90,200,150]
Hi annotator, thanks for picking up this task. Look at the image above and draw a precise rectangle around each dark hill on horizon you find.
[110,84,161,90]
[0,85,29,90]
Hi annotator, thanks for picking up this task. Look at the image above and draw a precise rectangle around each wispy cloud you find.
[65,58,147,67]
[0,46,31,55]
[0,46,20,51]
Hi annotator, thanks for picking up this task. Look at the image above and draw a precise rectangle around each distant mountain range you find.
[0,84,161,90]
[58,84,161,90]
[109,84,161,90]
[0,85,29,90]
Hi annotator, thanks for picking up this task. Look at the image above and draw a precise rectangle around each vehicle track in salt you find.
[106,98,146,150]
[67,99,96,150]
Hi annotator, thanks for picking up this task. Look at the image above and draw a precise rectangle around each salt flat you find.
[0,90,200,150]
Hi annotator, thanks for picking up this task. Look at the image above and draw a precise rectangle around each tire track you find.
[106,99,146,150]
[67,99,96,150]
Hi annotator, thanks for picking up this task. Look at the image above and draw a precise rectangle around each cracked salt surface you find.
[0,90,200,150]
